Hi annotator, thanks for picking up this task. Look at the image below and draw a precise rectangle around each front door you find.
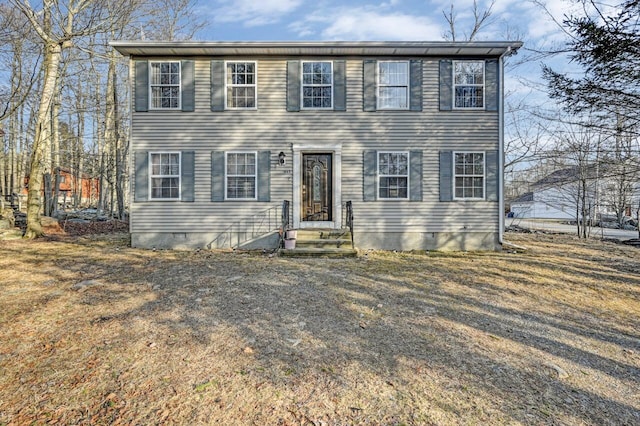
[302,153,332,222]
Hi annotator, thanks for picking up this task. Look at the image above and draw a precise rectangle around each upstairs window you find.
[150,152,181,199]
[302,61,333,109]
[378,152,409,199]
[453,61,484,109]
[226,152,257,199]
[150,61,181,109]
[226,62,257,109]
[454,152,485,199]
[378,61,409,109]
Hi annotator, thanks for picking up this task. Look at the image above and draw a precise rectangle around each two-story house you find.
[111,40,522,251]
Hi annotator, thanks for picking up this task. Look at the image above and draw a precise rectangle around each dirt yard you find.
[0,231,638,425]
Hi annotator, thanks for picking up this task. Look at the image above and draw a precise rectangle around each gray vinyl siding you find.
[130,57,500,237]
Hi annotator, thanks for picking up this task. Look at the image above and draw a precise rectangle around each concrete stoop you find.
[280,229,357,258]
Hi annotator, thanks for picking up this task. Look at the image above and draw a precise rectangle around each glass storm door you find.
[302,154,332,222]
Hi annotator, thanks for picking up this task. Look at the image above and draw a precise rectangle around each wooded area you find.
[0,0,203,237]
[1,0,639,239]
[507,0,640,237]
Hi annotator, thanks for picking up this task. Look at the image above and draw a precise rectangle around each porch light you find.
[279,151,286,166]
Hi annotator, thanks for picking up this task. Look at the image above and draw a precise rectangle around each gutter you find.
[110,40,522,58]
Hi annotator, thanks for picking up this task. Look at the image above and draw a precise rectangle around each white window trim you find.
[377,151,410,200]
[452,60,485,110]
[377,61,410,110]
[453,151,486,200]
[149,61,182,110]
[224,151,258,201]
[300,60,333,110]
[224,60,258,110]
[149,151,181,201]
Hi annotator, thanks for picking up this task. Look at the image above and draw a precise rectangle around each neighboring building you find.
[510,169,582,220]
[510,190,578,220]
[22,168,100,208]
[55,168,100,207]
[510,166,639,221]
[112,40,522,250]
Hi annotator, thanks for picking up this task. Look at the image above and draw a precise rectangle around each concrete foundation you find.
[131,230,500,251]
[131,230,281,250]
[354,231,501,251]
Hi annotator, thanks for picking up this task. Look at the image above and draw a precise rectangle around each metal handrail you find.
[342,200,354,249]
[207,202,287,249]
[281,200,290,230]
[279,200,290,249]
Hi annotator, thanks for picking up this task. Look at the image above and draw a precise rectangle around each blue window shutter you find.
[210,60,225,111]
[181,60,195,112]
[181,151,195,202]
[363,60,377,112]
[363,150,377,201]
[134,61,148,112]
[439,151,453,201]
[410,150,423,201]
[485,150,499,201]
[287,60,300,112]
[258,151,271,202]
[485,59,499,111]
[134,151,148,201]
[211,151,225,201]
[439,60,453,111]
[409,60,423,111]
[333,60,346,111]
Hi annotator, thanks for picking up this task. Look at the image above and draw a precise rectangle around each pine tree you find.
[543,0,640,132]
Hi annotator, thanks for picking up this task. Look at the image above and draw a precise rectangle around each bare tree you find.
[543,118,604,238]
[598,117,640,227]
[0,3,40,122]
[0,4,40,202]
[442,0,496,41]
[139,0,206,40]
[11,0,138,237]
[4,0,207,235]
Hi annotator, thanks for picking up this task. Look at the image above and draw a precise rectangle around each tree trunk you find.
[75,90,85,207]
[53,168,60,215]
[50,87,61,215]
[104,56,117,218]
[17,98,28,197]
[637,204,640,239]
[24,41,62,238]
[0,134,5,200]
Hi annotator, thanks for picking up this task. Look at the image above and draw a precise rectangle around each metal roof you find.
[110,40,523,58]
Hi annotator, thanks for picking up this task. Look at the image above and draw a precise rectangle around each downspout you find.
[128,56,134,236]
[498,47,509,246]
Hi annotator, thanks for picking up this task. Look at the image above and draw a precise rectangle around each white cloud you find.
[325,11,442,40]
[211,0,303,27]
[290,7,443,40]
[520,0,584,42]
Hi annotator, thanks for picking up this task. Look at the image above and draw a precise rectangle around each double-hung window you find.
[378,152,409,199]
[453,61,484,109]
[454,152,485,199]
[226,152,257,199]
[378,61,409,109]
[150,61,181,109]
[150,152,181,199]
[302,61,333,109]
[226,61,257,108]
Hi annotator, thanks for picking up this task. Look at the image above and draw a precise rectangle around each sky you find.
[193,0,580,44]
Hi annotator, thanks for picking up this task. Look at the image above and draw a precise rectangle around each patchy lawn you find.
[0,232,638,425]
